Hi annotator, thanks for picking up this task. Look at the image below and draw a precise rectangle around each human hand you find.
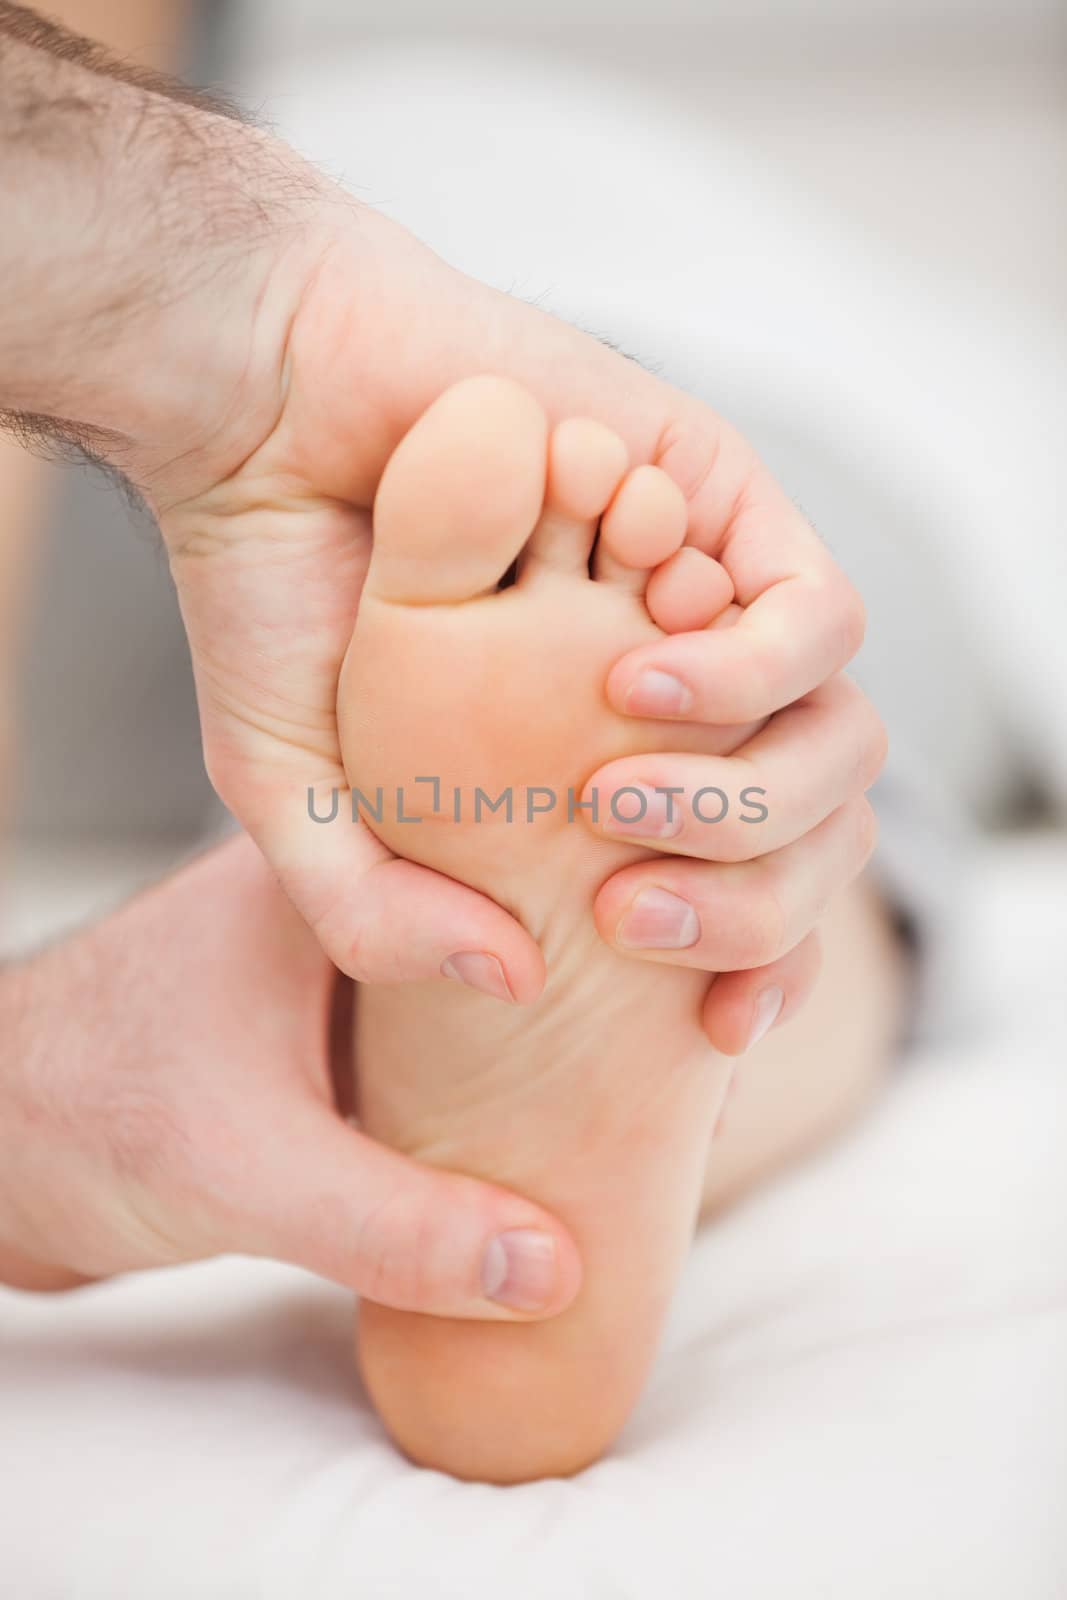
[586,590,886,1053]
[157,213,881,1026]
[0,16,881,1036]
[0,836,580,1316]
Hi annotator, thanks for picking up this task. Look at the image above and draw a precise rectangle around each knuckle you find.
[719,877,788,969]
[866,716,890,788]
[710,808,763,864]
[339,916,373,984]
[795,927,824,990]
[852,688,890,788]
[314,878,384,984]
[682,781,745,861]
[834,676,888,793]
[744,644,779,720]
[857,797,880,862]
[712,821,748,864]
[834,579,868,662]
[653,412,724,510]
[355,1187,434,1310]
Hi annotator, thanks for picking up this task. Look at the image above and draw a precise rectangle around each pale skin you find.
[0,835,583,1309]
[340,377,899,1481]
[0,8,889,1328]
[1,401,897,1468]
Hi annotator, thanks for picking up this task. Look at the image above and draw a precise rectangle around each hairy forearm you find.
[0,3,332,491]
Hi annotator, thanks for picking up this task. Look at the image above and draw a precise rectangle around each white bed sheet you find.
[2,838,1065,1599]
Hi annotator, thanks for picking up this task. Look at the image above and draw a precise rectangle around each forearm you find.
[0,4,331,494]
[0,888,183,1281]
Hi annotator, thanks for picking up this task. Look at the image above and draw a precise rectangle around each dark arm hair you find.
[0,4,327,484]
[0,1,246,119]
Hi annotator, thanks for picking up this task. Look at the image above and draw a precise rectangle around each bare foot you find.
[339,376,745,1482]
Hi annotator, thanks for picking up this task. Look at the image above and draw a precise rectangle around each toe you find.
[367,376,548,605]
[518,418,628,580]
[592,465,688,592]
[646,547,734,633]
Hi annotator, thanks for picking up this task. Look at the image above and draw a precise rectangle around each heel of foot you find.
[357,1300,650,1484]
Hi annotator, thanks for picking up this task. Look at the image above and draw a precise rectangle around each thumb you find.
[168,492,543,1000]
[259,777,547,1005]
[226,1099,583,1321]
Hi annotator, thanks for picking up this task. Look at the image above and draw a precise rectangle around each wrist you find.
[0,22,341,499]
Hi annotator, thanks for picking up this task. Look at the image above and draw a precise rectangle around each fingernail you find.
[441,951,515,1003]
[617,886,700,949]
[602,782,683,839]
[482,1228,558,1311]
[746,986,784,1051]
[625,670,694,718]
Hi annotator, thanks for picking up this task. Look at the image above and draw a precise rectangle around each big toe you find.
[366,375,549,605]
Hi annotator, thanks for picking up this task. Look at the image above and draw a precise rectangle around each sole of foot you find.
[339,376,742,1483]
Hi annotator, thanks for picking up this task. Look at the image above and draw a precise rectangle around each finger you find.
[224,1099,583,1321]
[700,930,822,1057]
[583,675,887,863]
[171,499,544,1002]
[593,796,877,971]
[608,566,866,725]
[628,437,866,720]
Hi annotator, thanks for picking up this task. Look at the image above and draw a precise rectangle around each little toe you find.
[593,465,688,592]
[518,417,628,580]
[367,375,548,605]
[646,548,735,634]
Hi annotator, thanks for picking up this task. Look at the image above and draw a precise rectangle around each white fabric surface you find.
[2,838,1065,1598]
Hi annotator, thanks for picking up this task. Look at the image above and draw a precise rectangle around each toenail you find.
[482,1229,558,1312]
[624,670,693,718]
[617,887,700,950]
[602,782,683,839]
[745,986,784,1052]
[441,951,516,1003]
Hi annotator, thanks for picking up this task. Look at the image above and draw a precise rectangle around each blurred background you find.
[1,0,1064,963]
[2,6,1065,1594]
